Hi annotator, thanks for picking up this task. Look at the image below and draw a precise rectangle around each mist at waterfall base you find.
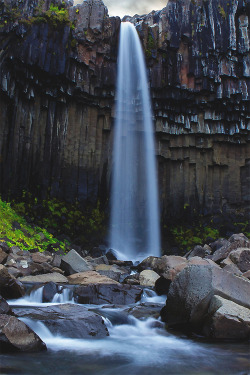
[109,22,160,262]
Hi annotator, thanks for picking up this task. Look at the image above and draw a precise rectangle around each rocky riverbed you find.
[0,231,250,354]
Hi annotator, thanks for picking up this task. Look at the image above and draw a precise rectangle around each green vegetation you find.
[11,192,106,248]
[0,197,67,252]
[146,32,157,59]
[1,2,73,29]
[218,4,227,19]
[29,3,71,27]
[170,225,219,251]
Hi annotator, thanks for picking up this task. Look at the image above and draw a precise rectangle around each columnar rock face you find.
[0,0,119,204]
[0,0,249,221]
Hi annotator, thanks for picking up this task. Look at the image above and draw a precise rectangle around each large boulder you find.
[139,270,160,286]
[14,304,109,338]
[0,265,25,299]
[203,295,250,340]
[155,257,219,295]
[162,265,250,333]
[74,283,143,305]
[61,250,93,275]
[0,315,46,352]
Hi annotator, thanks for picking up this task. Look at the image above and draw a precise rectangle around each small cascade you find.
[9,286,44,306]
[51,287,74,303]
[9,286,74,306]
[141,289,167,304]
[20,317,54,341]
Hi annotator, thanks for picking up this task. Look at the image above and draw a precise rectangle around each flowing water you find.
[3,287,250,375]
[9,285,74,307]
[110,22,160,261]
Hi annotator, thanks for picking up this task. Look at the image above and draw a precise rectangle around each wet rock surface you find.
[0,265,25,299]
[13,304,109,338]
[202,295,250,340]
[0,314,46,352]
[74,283,143,305]
[161,264,250,339]
[0,231,250,341]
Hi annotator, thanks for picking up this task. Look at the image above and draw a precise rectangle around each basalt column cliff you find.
[0,0,249,222]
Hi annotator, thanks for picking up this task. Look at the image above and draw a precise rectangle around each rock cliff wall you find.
[0,0,249,222]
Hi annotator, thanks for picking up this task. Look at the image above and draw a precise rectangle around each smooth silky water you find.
[109,22,160,261]
[3,287,250,375]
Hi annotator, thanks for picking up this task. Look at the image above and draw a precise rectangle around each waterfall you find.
[110,22,160,261]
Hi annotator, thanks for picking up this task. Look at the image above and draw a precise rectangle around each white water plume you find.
[110,22,160,261]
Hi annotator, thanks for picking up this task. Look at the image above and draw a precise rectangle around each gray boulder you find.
[0,314,46,352]
[0,265,25,299]
[162,264,250,331]
[61,250,93,275]
[14,304,109,339]
[75,283,143,305]
[203,295,250,339]
[0,297,14,315]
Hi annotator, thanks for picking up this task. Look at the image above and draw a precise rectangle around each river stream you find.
[3,288,249,375]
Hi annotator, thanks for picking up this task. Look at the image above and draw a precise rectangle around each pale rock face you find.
[203,295,250,339]
[67,270,119,285]
[139,270,160,286]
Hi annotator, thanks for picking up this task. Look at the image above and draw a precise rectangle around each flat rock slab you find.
[0,314,46,353]
[18,273,68,284]
[14,304,109,339]
[74,283,143,305]
[67,270,119,285]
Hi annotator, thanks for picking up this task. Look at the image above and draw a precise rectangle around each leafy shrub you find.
[0,197,67,252]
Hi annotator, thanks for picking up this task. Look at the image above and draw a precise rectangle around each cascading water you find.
[110,22,160,261]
